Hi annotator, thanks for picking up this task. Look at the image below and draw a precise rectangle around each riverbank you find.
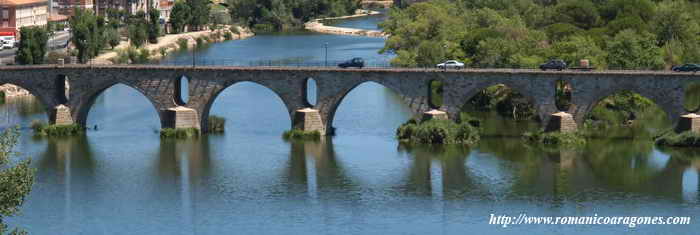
[304,10,388,38]
[93,26,254,64]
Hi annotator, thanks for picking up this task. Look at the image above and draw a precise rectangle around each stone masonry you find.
[0,65,697,134]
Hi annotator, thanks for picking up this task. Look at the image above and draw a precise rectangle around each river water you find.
[3,14,700,235]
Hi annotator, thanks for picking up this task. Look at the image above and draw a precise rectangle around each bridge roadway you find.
[1,65,698,134]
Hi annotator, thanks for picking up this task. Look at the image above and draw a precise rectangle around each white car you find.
[437,60,465,69]
[2,40,15,49]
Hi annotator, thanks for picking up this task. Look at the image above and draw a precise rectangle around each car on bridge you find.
[338,57,365,69]
[436,60,465,69]
[539,59,567,71]
[672,64,700,72]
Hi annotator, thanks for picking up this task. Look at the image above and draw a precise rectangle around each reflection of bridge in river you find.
[33,136,700,220]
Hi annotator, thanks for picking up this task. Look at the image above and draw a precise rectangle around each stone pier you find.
[53,105,74,125]
[675,113,700,133]
[422,109,449,121]
[293,108,325,133]
[545,112,577,133]
[164,106,200,130]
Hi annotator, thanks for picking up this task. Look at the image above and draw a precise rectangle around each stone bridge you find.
[1,65,699,134]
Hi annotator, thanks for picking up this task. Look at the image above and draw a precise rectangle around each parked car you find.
[540,59,567,71]
[436,60,465,69]
[672,63,700,72]
[338,57,364,69]
[2,39,15,49]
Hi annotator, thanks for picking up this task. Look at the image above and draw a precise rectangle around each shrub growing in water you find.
[31,120,84,137]
[283,129,321,141]
[522,130,586,146]
[160,128,199,139]
[396,119,480,145]
[655,131,700,147]
[208,115,226,133]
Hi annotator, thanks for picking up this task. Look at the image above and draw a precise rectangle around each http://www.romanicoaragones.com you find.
[489,214,691,228]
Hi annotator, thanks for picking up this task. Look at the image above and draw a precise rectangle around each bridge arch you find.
[200,80,294,132]
[576,87,680,126]
[449,80,550,122]
[74,81,164,127]
[320,80,416,135]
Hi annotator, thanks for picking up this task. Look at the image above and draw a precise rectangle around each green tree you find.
[188,0,210,31]
[148,8,161,43]
[653,0,700,45]
[69,9,107,63]
[551,35,607,68]
[170,0,192,33]
[607,29,664,69]
[15,26,49,65]
[128,22,148,48]
[104,27,120,49]
[0,128,35,234]
[553,0,600,30]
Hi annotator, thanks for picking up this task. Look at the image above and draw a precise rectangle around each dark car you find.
[672,63,700,72]
[338,57,364,69]
[540,59,567,71]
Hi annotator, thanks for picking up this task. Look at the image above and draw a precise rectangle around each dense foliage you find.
[170,0,192,34]
[226,0,361,32]
[148,9,162,43]
[0,128,35,234]
[15,26,49,65]
[69,9,108,63]
[397,119,480,145]
[656,131,700,147]
[380,0,700,69]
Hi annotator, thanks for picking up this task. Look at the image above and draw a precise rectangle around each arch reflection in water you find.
[333,81,412,137]
[474,138,695,201]
[0,95,46,128]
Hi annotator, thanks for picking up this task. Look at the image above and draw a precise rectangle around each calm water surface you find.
[3,15,700,235]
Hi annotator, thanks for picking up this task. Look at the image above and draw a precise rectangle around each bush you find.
[110,49,130,64]
[229,27,240,35]
[283,129,321,141]
[159,47,168,57]
[655,131,700,147]
[46,51,71,64]
[396,119,480,145]
[208,115,226,133]
[223,31,233,40]
[195,37,205,48]
[160,128,199,139]
[177,38,188,50]
[31,120,84,137]
[522,130,586,146]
